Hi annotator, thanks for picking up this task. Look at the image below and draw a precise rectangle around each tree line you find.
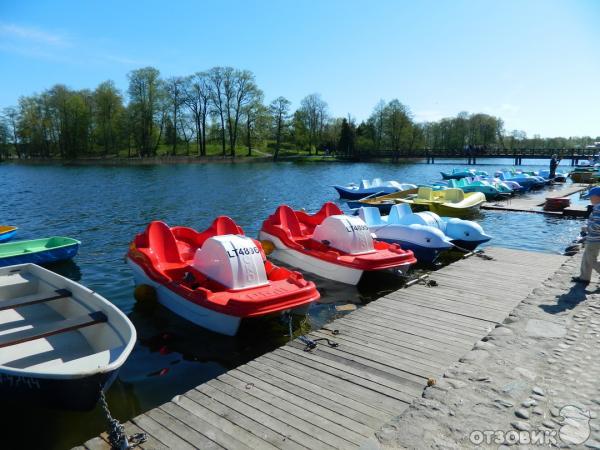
[0,66,597,161]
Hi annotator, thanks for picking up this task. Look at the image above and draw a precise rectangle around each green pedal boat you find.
[0,237,80,267]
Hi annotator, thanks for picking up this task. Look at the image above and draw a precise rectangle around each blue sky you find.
[1,0,598,137]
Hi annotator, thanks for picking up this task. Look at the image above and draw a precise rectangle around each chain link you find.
[98,387,147,450]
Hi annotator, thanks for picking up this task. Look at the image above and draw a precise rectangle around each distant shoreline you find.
[1,155,426,167]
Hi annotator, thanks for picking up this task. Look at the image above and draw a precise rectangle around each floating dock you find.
[481,183,589,217]
[77,247,567,450]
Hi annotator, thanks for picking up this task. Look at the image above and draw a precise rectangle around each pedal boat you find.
[358,206,453,264]
[333,179,417,200]
[0,237,80,267]
[0,226,17,243]
[258,202,417,285]
[127,218,320,336]
[0,263,136,410]
[440,168,488,180]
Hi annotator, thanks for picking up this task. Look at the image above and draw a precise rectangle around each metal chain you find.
[285,312,337,351]
[98,387,147,450]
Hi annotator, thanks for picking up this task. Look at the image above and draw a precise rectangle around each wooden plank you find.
[227,368,370,444]
[122,421,166,450]
[184,388,306,450]
[244,359,388,427]
[170,395,280,450]
[279,345,422,398]
[288,339,427,391]
[310,329,448,372]
[203,380,339,450]
[309,329,446,373]
[352,305,485,339]
[159,401,253,450]
[334,311,478,347]
[321,322,462,366]
[370,297,492,332]
[265,350,411,410]
[145,408,223,450]
[327,317,466,358]
[255,354,397,419]
[385,292,506,322]
[132,414,197,450]
[82,437,110,450]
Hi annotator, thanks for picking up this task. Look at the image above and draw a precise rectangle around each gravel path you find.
[363,253,600,449]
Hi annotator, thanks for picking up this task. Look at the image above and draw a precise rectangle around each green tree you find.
[92,80,124,156]
[127,67,162,156]
[338,118,356,156]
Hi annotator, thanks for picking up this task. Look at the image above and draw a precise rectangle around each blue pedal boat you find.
[358,206,454,264]
[333,179,417,200]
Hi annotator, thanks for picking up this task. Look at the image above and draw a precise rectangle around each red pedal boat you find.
[259,202,417,285]
[127,218,320,336]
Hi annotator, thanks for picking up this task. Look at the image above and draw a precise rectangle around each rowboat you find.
[127,217,320,336]
[259,202,417,285]
[0,263,136,410]
[0,226,17,243]
[0,237,80,267]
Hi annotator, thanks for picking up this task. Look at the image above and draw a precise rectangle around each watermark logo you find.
[469,429,557,446]
[469,405,593,446]
[557,405,592,445]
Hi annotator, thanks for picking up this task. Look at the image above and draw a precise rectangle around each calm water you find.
[0,159,583,449]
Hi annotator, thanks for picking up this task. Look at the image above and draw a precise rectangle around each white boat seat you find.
[38,346,124,373]
[358,207,384,226]
[0,311,107,349]
[0,289,71,312]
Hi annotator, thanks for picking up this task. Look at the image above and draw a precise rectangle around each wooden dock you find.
[79,247,567,450]
[481,183,588,217]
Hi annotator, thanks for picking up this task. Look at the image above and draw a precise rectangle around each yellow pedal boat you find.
[354,187,485,218]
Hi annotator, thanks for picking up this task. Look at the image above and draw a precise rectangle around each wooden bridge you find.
[344,148,598,165]
[78,247,567,450]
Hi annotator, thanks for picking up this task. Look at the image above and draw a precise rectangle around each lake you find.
[0,159,583,448]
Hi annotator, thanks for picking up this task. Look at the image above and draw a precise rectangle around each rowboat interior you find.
[0,266,130,377]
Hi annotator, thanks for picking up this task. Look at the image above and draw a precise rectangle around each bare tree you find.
[207,67,230,156]
[298,93,328,154]
[269,96,291,160]
[184,72,210,156]
[164,76,186,155]
[223,69,259,157]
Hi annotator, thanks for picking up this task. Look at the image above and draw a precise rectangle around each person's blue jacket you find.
[587,203,600,243]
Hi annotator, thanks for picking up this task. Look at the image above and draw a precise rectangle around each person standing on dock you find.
[550,154,561,179]
[573,187,600,284]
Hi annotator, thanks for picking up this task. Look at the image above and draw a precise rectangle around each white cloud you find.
[0,23,69,46]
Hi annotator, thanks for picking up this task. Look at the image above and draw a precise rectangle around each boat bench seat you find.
[39,346,124,373]
[0,289,72,312]
[0,311,107,349]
